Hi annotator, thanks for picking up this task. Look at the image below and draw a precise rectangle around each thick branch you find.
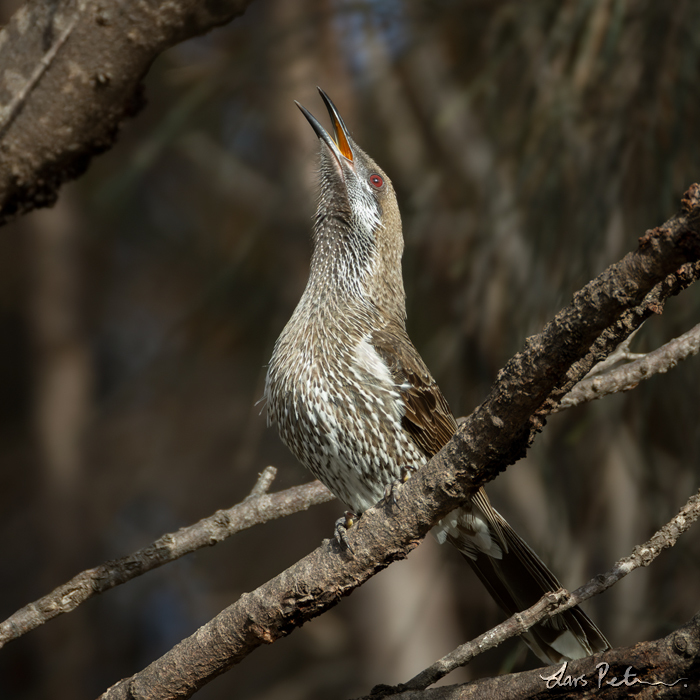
[438,188,700,492]
[0,0,255,225]
[0,469,333,649]
[98,189,700,699]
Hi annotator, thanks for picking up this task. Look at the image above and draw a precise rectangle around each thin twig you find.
[0,475,333,648]
[246,466,278,498]
[555,322,700,411]
[360,614,700,700]
[0,13,78,137]
[583,325,645,377]
[402,488,700,690]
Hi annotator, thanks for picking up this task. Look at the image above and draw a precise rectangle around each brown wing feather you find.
[371,321,610,663]
[371,322,458,458]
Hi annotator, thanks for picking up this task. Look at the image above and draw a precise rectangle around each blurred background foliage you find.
[1,0,700,698]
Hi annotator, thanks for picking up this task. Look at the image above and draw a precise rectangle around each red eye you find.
[369,173,384,189]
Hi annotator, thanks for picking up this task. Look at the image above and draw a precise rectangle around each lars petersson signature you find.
[540,661,688,690]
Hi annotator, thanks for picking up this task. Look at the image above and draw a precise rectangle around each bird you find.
[264,87,610,665]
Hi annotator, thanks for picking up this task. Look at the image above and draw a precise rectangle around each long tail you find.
[438,488,609,664]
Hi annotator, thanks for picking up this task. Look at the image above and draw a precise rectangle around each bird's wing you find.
[370,321,458,457]
[371,323,611,665]
[370,321,510,546]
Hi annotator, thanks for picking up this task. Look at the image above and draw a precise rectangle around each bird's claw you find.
[382,464,418,506]
[334,511,356,553]
[400,463,418,483]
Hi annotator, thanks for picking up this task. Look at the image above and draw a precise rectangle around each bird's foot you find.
[400,463,418,483]
[382,464,419,506]
[334,511,357,553]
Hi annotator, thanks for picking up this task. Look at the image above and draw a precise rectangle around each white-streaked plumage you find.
[264,89,609,665]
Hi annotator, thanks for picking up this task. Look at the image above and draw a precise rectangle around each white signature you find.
[540,661,688,689]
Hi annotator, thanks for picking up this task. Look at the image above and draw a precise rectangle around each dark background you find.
[1,1,700,698]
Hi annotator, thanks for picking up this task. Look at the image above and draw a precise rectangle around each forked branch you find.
[0,469,333,649]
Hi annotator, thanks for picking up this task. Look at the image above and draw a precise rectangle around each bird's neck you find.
[305,220,407,326]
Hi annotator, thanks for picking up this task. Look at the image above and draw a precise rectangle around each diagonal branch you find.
[0,0,256,224]
[357,614,700,700]
[442,187,700,487]
[5,295,696,654]
[0,468,333,649]
[555,322,700,411]
[400,488,700,691]
[96,187,700,699]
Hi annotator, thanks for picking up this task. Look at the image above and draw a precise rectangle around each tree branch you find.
[0,469,333,649]
[96,187,700,699]
[555,322,700,411]
[442,189,700,487]
[355,614,700,700]
[0,0,255,225]
[399,488,700,691]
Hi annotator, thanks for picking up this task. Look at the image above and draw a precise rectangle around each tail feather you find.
[440,489,610,665]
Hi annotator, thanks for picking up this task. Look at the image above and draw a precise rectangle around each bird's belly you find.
[276,376,426,514]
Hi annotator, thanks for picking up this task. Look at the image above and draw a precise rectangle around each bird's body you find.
[265,89,609,664]
[268,309,425,515]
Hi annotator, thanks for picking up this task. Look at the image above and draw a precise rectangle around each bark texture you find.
[0,0,254,224]
[362,613,700,699]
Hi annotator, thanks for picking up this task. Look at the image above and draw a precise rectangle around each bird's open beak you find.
[295,87,354,166]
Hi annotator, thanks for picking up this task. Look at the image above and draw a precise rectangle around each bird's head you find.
[296,88,405,319]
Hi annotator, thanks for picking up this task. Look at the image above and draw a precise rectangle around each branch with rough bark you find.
[359,614,700,700]
[396,487,700,693]
[555,322,700,411]
[93,187,700,699]
[0,0,255,225]
[0,468,333,649]
[2,321,695,652]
